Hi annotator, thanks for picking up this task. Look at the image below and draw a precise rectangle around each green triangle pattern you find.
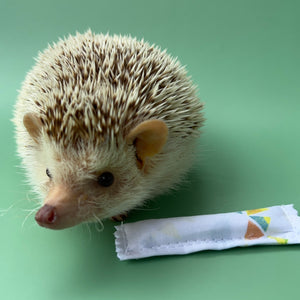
[250,216,270,232]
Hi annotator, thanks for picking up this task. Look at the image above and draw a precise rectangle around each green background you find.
[1,0,299,299]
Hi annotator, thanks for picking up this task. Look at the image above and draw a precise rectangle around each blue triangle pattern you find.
[250,216,269,232]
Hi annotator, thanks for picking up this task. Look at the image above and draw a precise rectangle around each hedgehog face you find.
[33,144,140,229]
[23,113,168,229]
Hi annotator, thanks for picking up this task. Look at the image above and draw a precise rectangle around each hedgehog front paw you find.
[111,213,128,222]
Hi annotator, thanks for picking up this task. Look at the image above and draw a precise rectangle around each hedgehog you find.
[13,30,204,230]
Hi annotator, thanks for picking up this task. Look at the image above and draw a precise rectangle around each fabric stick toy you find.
[114,204,300,260]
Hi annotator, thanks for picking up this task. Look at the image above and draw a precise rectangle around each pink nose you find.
[35,204,57,226]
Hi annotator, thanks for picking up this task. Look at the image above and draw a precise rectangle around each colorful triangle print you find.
[268,236,288,245]
[245,220,264,240]
[246,208,268,215]
[250,216,270,232]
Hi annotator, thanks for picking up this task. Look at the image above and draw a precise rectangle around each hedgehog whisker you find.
[84,222,92,241]
[78,197,82,209]
[86,201,102,209]
[22,206,40,228]
[93,213,104,232]
[0,204,14,217]
[26,192,40,204]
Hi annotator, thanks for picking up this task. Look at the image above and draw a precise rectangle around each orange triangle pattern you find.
[244,220,264,240]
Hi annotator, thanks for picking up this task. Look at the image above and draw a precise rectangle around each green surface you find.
[1,0,300,299]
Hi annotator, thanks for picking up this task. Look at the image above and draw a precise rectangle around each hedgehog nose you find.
[35,204,57,226]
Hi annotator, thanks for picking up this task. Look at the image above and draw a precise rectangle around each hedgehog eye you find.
[97,172,114,187]
[46,168,52,179]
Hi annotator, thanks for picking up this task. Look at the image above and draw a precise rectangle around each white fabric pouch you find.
[114,204,300,260]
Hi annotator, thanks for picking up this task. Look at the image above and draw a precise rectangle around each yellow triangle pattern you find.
[268,236,288,245]
[264,216,271,225]
[246,208,268,215]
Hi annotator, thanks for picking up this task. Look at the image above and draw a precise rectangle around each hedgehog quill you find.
[13,31,204,230]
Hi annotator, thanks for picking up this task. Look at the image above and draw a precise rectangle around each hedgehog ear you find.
[126,119,168,169]
[23,113,42,144]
